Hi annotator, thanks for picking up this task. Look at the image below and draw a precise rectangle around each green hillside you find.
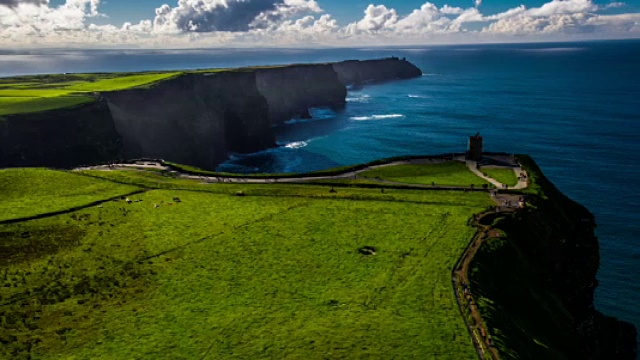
[0,72,181,116]
[0,165,493,359]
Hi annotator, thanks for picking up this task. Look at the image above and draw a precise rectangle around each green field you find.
[481,167,518,187]
[0,167,493,359]
[360,161,490,187]
[0,72,182,116]
[0,169,141,222]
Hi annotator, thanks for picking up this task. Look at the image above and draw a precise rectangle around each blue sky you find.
[3,0,640,48]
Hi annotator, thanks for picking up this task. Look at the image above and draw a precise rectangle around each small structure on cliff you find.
[466,132,483,161]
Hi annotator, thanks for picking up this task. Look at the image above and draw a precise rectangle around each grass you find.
[0,72,182,116]
[0,167,493,359]
[360,161,490,187]
[481,167,518,187]
[0,168,141,222]
[0,96,95,116]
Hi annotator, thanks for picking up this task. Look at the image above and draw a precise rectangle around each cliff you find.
[104,72,272,170]
[0,58,422,170]
[332,58,423,86]
[0,100,121,168]
[470,156,637,359]
[254,65,347,125]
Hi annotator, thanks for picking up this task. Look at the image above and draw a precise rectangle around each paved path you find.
[466,160,528,190]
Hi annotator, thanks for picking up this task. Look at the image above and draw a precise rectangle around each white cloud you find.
[151,0,321,33]
[344,5,399,34]
[0,0,639,48]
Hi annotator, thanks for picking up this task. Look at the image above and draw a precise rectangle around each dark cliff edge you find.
[0,100,121,168]
[470,155,637,360]
[104,72,272,170]
[332,58,423,86]
[0,58,421,170]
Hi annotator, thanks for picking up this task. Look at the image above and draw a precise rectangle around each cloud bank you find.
[0,0,639,48]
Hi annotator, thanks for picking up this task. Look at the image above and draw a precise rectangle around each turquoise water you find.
[1,41,639,342]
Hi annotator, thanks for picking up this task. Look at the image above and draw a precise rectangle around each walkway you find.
[453,211,503,360]
[465,160,528,190]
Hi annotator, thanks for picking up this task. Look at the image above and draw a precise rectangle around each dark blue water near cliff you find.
[1,41,639,342]
[222,42,640,341]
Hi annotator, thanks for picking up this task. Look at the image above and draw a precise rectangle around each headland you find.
[0,146,636,359]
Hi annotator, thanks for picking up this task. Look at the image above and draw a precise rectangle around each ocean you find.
[1,40,639,343]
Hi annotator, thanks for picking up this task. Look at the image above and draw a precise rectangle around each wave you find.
[350,114,405,121]
[283,141,308,149]
[520,47,585,53]
[408,94,429,98]
[346,94,371,103]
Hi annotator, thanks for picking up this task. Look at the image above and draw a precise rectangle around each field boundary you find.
[0,189,146,226]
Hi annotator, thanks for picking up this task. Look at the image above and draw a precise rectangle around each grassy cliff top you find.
[0,72,182,116]
[0,57,414,116]
[0,160,500,359]
[0,66,302,116]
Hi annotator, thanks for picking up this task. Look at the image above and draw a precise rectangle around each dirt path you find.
[452,209,512,360]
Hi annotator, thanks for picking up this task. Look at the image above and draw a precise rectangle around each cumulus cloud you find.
[152,0,321,33]
[0,0,639,48]
[0,0,46,8]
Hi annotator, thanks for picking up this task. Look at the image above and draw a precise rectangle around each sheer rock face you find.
[104,72,272,170]
[0,100,121,168]
[254,64,347,126]
[505,157,637,359]
[0,58,422,170]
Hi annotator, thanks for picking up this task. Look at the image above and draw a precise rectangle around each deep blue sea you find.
[1,40,639,344]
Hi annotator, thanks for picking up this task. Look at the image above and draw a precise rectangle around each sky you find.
[1,0,639,48]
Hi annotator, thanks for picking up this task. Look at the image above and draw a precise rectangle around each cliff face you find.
[332,58,423,86]
[0,58,423,170]
[254,65,347,125]
[470,156,637,360]
[105,72,272,170]
[0,100,121,168]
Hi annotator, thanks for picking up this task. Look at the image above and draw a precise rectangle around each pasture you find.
[480,167,518,187]
[360,161,490,187]
[0,167,492,359]
[0,72,181,116]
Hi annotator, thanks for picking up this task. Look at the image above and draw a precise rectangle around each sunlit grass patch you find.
[481,167,518,187]
[360,161,489,187]
[0,168,493,359]
[0,168,141,222]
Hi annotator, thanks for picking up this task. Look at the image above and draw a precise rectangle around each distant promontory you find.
[0,58,422,170]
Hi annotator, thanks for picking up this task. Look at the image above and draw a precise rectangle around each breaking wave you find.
[350,114,405,121]
[283,141,308,149]
[346,94,371,103]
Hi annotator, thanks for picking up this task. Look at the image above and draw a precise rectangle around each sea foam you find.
[350,114,405,121]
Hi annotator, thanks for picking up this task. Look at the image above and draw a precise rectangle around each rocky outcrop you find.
[469,155,637,359]
[254,65,347,125]
[0,58,423,170]
[0,100,121,168]
[332,58,423,86]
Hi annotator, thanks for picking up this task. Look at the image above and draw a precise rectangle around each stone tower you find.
[467,132,483,161]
